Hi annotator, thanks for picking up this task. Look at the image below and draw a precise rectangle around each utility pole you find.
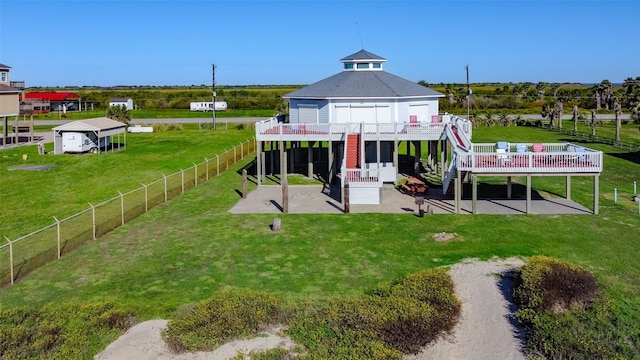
[465,65,471,121]
[212,64,216,130]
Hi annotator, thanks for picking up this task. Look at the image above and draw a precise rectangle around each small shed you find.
[52,117,127,154]
[109,98,134,110]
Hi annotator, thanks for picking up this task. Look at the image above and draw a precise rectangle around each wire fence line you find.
[544,126,640,152]
[1,138,256,286]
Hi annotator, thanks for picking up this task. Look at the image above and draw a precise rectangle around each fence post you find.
[234,145,237,164]
[240,141,244,159]
[205,157,209,181]
[141,184,148,212]
[119,191,125,225]
[54,216,61,258]
[5,237,13,285]
[89,203,96,240]
[194,163,198,186]
[163,174,168,202]
[181,169,185,194]
[216,155,220,175]
[614,188,617,203]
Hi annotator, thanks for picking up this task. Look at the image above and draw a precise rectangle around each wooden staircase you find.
[346,133,361,169]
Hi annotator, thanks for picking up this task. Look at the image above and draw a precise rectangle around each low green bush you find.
[513,256,598,312]
[512,257,638,358]
[0,302,135,360]
[288,268,460,357]
[164,290,288,352]
[231,348,294,360]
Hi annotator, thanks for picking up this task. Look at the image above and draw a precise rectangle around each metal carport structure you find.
[52,117,127,154]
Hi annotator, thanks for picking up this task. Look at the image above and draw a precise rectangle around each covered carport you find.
[52,117,127,154]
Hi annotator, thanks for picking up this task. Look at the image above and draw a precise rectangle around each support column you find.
[441,140,446,181]
[526,175,532,214]
[472,174,478,214]
[393,139,399,174]
[328,141,334,183]
[594,175,599,215]
[507,176,512,199]
[256,141,262,185]
[308,141,314,178]
[279,140,284,180]
[414,141,421,175]
[455,170,462,214]
[566,175,571,200]
[269,141,274,176]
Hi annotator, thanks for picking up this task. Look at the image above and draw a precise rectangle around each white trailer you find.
[61,132,110,153]
[189,101,228,112]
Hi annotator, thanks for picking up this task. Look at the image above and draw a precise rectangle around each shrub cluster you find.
[164,290,287,352]
[152,123,184,132]
[512,256,637,358]
[288,269,460,358]
[0,302,135,359]
[513,256,598,313]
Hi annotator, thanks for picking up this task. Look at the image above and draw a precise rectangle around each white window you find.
[0,72,6,82]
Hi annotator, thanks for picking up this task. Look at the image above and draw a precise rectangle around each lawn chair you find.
[532,143,545,152]
[497,141,510,152]
[515,144,527,153]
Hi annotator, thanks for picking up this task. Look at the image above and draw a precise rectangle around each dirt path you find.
[95,258,527,360]
[409,257,526,360]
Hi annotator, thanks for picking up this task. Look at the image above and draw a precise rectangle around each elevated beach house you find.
[255,50,603,213]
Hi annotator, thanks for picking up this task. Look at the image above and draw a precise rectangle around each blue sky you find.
[1,0,638,86]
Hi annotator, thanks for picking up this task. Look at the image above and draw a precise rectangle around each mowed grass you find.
[0,125,639,356]
[0,124,255,238]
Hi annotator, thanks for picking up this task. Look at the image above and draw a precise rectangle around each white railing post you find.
[89,202,96,240]
[118,191,124,225]
[54,216,61,258]
[5,236,13,285]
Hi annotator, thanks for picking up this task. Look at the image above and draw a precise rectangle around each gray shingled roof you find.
[0,84,21,93]
[340,50,386,62]
[0,64,11,70]
[284,70,444,99]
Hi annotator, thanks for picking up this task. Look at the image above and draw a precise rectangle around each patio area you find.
[228,184,592,215]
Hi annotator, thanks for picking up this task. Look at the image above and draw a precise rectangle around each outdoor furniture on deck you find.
[532,143,545,152]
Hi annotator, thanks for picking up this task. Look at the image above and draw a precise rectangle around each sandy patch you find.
[96,258,526,360]
[94,320,298,360]
[408,257,526,360]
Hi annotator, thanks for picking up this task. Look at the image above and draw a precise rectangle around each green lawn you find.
[0,125,638,357]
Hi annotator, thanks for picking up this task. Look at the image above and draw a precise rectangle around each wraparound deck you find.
[255,116,471,142]
[456,143,602,174]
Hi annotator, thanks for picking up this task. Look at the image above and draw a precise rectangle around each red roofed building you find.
[24,91,81,112]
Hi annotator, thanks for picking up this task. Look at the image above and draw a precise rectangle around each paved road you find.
[30,113,631,127]
[31,117,267,126]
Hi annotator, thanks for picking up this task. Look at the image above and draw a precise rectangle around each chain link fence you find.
[0,138,256,285]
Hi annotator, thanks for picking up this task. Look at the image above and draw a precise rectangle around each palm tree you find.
[572,105,579,132]
[497,112,511,127]
[614,99,622,142]
[590,110,597,136]
[106,105,131,124]
[541,101,557,127]
[556,101,563,129]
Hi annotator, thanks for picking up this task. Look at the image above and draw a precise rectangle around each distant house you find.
[1,63,24,146]
[109,98,133,110]
[24,91,80,112]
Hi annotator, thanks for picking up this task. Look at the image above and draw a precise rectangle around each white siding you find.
[336,105,350,123]
[351,106,375,122]
[375,105,390,123]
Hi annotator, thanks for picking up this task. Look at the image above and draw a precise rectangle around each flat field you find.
[0,125,638,358]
